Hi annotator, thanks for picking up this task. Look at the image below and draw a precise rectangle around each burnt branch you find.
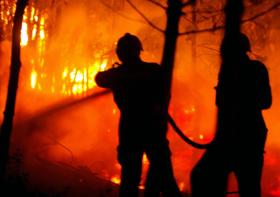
[242,1,280,23]
[182,0,196,7]
[100,0,145,24]
[45,135,75,163]
[146,0,167,10]
[126,0,165,33]
[179,1,280,36]
[179,24,224,35]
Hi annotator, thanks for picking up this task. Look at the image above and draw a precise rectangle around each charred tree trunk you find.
[190,1,245,196]
[217,0,244,116]
[0,0,28,183]
[221,0,244,59]
[161,0,185,109]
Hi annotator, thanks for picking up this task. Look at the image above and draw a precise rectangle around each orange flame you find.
[179,182,185,191]
[30,69,37,89]
[21,9,109,95]
[30,61,109,95]
[110,175,121,185]
[21,22,28,46]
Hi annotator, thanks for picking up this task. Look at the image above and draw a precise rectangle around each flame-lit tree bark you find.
[0,0,28,184]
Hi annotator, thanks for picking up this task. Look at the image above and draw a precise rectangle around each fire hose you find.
[88,90,211,149]
[35,90,235,194]
[167,113,211,149]
[54,89,211,149]
[91,90,238,194]
[168,110,239,195]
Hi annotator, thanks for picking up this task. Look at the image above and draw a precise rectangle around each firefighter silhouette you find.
[191,33,272,197]
[95,33,181,197]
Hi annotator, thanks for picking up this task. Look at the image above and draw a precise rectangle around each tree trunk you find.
[0,0,28,183]
[222,0,244,52]
[218,0,244,106]
[161,0,184,109]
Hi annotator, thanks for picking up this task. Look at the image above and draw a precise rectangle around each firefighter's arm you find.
[257,62,272,109]
[95,68,118,88]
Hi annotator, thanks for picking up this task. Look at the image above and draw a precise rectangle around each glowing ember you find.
[199,134,204,140]
[179,182,185,191]
[139,185,145,190]
[143,153,149,165]
[110,175,121,185]
[184,106,196,114]
[109,155,150,187]
[112,108,117,115]
[191,106,195,112]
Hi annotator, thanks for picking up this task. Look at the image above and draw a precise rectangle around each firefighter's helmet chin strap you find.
[167,113,211,149]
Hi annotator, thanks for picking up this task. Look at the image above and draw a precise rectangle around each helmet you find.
[220,33,251,56]
[116,33,143,62]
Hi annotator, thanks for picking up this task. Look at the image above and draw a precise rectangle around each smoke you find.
[1,0,280,195]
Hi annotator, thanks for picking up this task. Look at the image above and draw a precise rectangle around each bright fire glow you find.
[110,176,121,185]
[32,25,37,40]
[270,176,280,196]
[112,108,117,115]
[100,59,108,71]
[143,153,149,165]
[2,2,277,195]
[109,155,150,187]
[30,69,38,89]
[21,22,28,46]
[29,61,109,95]
[39,28,45,40]
[270,189,280,197]
[139,185,145,190]
[21,10,109,95]
[39,17,45,39]
[179,182,185,191]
